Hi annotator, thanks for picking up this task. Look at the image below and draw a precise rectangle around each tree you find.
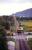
[0,26,7,50]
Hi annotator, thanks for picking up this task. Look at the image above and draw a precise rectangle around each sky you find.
[0,0,32,15]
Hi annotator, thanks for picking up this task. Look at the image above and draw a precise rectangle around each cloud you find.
[0,0,32,3]
[0,3,32,15]
[0,0,32,15]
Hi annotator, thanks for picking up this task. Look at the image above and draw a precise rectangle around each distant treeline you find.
[16,16,32,21]
[0,15,32,22]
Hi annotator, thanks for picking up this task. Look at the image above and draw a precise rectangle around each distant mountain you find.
[14,8,32,17]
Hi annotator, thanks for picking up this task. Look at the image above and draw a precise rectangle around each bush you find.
[28,38,32,50]
[0,30,7,50]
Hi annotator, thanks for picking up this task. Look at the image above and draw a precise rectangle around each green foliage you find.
[0,26,3,37]
[28,38,32,50]
[0,29,7,50]
[0,31,3,37]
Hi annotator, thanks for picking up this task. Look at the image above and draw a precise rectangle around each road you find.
[0,34,30,50]
[15,39,30,50]
[6,34,30,50]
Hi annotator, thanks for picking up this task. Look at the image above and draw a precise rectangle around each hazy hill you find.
[14,8,32,17]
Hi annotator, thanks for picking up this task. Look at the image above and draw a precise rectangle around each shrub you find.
[28,38,32,50]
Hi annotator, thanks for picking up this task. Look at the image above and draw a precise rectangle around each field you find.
[20,20,32,32]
